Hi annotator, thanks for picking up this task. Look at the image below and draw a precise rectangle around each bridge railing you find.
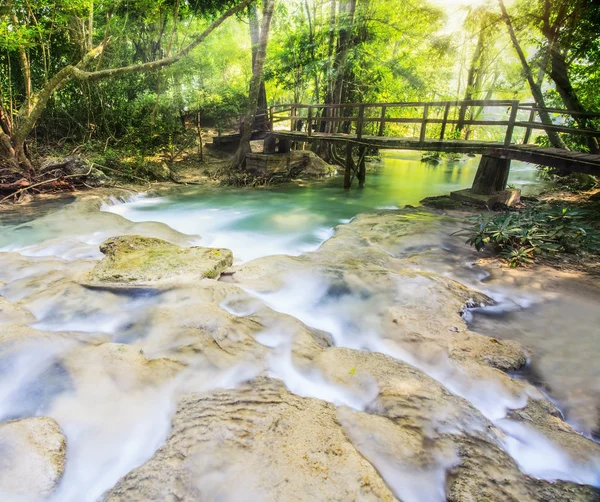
[515,103,600,145]
[268,100,600,147]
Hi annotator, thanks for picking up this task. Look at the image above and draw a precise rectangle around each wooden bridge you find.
[217,100,600,195]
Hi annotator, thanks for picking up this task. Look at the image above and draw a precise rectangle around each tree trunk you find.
[457,26,485,134]
[12,13,32,115]
[231,0,275,169]
[249,4,269,130]
[331,0,357,114]
[549,49,599,154]
[498,0,567,149]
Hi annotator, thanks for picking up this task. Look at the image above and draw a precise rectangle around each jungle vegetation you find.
[0,0,599,176]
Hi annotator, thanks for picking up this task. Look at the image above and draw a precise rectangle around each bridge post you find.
[523,107,536,144]
[471,155,511,195]
[357,146,366,188]
[264,134,276,154]
[451,154,520,207]
[344,141,353,189]
[419,104,429,144]
[278,137,290,154]
[440,103,450,140]
[356,105,365,140]
[378,106,387,136]
[504,101,519,146]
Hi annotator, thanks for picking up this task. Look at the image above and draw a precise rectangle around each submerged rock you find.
[0,417,66,498]
[88,235,233,285]
[103,378,397,502]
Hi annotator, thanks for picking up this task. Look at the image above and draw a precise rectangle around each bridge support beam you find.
[344,142,353,189]
[450,154,520,207]
[471,154,511,195]
[357,146,366,188]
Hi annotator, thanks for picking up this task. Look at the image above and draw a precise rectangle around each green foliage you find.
[463,205,600,266]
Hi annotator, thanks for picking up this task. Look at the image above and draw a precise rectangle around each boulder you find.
[40,155,109,187]
[88,235,233,285]
[245,151,336,179]
[0,417,66,498]
[102,378,397,502]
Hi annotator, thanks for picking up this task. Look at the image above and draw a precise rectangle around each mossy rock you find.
[88,235,233,285]
[420,196,464,210]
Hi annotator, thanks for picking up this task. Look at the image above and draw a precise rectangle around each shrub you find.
[462,205,600,266]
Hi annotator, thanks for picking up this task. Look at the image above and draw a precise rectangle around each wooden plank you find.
[517,105,600,118]
[307,107,313,138]
[361,118,511,126]
[514,121,600,138]
[275,99,517,109]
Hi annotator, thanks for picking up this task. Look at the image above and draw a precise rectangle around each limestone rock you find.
[88,235,233,285]
[506,398,600,466]
[103,378,397,502]
[449,331,527,372]
[0,295,35,326]
[39,155,108,187]
[63,342,184,390]
[314,348,489,434]
[0,417,66,498]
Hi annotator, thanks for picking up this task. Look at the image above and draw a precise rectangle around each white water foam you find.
[241,271,600,488]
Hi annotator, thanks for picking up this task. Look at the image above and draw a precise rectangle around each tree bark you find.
[231,0,275,169]
[549,50,599,153]
[331,0,357,113]
[12,14,32,115]
[498,0,567,149]
[538,0,599,154]
[249,4,269,130]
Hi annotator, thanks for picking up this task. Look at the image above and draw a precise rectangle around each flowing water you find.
[0,151,598,501]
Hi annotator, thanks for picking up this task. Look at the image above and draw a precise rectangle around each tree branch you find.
[10,0,253,155]
[70,0,252,82]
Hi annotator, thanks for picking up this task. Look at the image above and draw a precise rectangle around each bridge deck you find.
[273,130,600,175]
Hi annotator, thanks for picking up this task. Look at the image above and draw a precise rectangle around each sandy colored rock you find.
[103,378,397,502]
[315,348,489,434]
[63,342,184,390]
[446,435,600,502]
[88,235,233,284]
[506,398,600,466]
[0,417,66,498]
[449,330,527,372]
[133,280,331,369]
[0,295,35,325]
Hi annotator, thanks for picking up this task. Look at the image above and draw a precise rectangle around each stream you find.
[0,151,598,501]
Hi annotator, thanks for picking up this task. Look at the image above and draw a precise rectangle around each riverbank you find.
[1,185,599,500]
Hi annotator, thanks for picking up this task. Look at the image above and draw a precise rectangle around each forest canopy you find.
[0,0,599,172]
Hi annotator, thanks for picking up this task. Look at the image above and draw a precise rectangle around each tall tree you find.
[498,0,566,149]
[232,0,276,169]
[249,2,269,129]
[535,0,599,153]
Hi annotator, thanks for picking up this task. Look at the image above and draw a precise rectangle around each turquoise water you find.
[105,151,545,261]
